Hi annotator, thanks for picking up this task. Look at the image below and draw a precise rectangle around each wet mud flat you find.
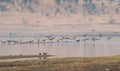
[0,53,54,60]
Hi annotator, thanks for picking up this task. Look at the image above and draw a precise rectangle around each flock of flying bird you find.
[0,33,113,44]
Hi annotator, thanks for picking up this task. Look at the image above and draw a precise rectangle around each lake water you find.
[0,24,120,58]
[0,36,120,58]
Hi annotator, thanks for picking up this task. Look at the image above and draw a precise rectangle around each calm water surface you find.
[0,25,120,58]
[0,39,120,58]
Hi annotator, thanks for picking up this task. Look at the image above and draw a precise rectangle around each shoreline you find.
[0,55,120,71]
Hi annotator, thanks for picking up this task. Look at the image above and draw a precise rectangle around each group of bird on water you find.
[0,33,113,44]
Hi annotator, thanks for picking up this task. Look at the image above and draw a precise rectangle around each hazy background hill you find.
[0,0,120,25]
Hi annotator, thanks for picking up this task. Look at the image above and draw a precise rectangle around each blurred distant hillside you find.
[0,0,120,25]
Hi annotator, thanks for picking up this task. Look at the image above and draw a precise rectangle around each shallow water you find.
[0,38,120,58]
[0,24,120,58]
